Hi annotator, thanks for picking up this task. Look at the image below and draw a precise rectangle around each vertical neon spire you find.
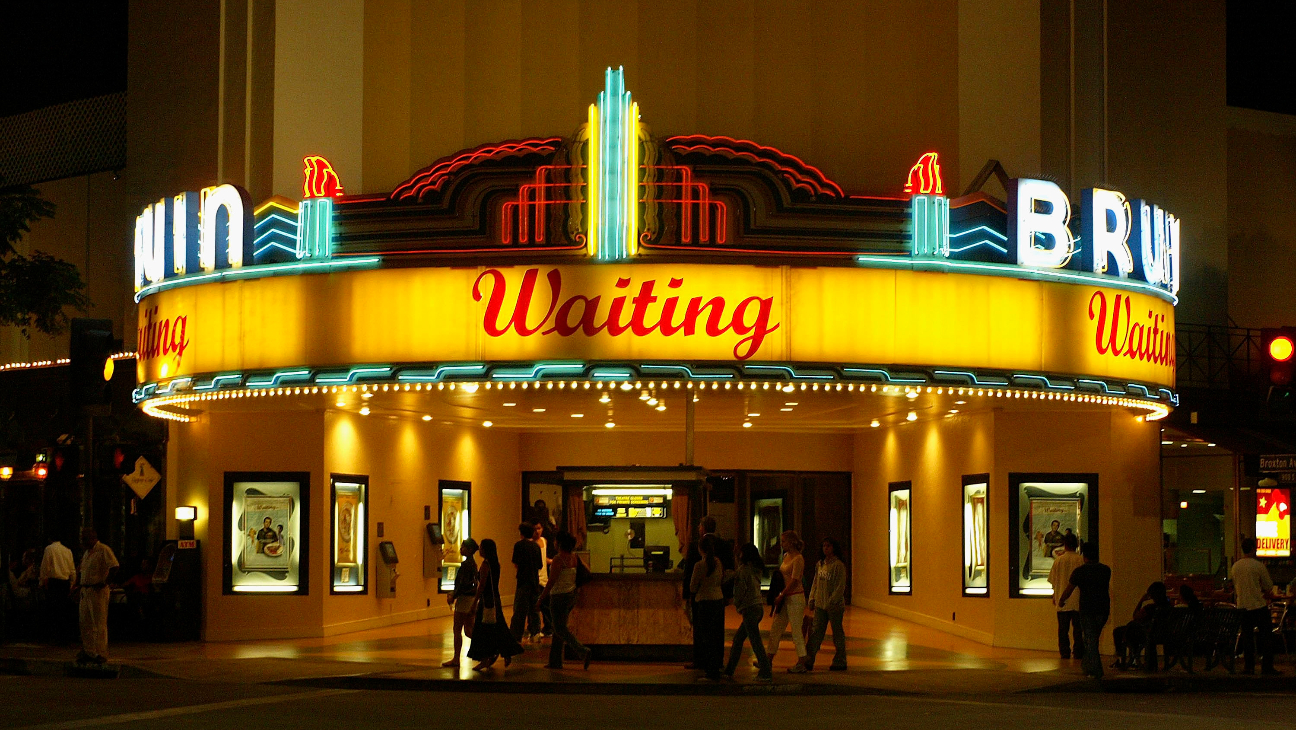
[587,67,639,261]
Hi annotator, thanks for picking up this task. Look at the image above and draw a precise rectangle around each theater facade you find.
[139,69,1174,649]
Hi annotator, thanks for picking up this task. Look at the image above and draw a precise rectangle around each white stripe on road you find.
[16,689,357,730]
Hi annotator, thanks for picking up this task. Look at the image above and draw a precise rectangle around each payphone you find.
[376,540,399,598]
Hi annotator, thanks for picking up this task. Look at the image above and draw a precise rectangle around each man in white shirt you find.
[77,528,119,664]
[1229,537,1280,675]
[1048,533,1086,660]
[39,538,77,644]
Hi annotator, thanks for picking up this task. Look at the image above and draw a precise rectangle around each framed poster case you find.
[331,474,369,594]
[888,481,912,595]
[1008,473,1098,599]
[438,480,471,593]
[962,474,989,597]
[223,472,310,595]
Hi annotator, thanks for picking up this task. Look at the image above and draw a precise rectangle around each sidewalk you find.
[2,608,1291,695]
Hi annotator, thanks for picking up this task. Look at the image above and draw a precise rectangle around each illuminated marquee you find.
[1257,487,1291,558]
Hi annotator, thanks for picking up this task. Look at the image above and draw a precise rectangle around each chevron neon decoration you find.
[587,67,640,261]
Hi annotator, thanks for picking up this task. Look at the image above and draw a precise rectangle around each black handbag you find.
[575,557,593,587]
[766,565,785,606]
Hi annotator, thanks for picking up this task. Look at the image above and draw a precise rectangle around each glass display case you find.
[438,480,470,592]
[962,474,989,596]
[223,472,309,594]
[1009,473,1097,598]
[331,475,368,594]
[888,481,912,594]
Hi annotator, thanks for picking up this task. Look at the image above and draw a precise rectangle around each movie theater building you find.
[135,62,1177,651]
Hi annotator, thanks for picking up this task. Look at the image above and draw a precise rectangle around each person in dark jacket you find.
[510,522,544,643]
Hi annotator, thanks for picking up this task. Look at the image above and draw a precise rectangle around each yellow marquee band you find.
[135,263,1175,391]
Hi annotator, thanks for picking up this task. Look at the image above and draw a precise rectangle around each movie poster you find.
[1027,498,1082,577]
[889,484,912,593]
[439,485,469,591]
[1011,477,1093,597]
[227,476,306,593]
[963,479,988,594]
[331,477,367,593]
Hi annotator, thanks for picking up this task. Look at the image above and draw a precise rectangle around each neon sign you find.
[135,184,254,293]
[1007,178,1180,296]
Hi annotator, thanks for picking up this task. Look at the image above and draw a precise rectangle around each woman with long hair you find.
[466,538,524,672]
[536,531,591,669]
[442,537,479,668]
[689,534,726,680]
[805,537,848,671]
[765,530,809,672]
[724,542,772,681]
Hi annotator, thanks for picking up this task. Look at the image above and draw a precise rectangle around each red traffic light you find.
[1264,328,1296,386]
[1271,336,1295,362]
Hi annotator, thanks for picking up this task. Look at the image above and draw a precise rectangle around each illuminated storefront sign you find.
[1007,179,1179,296]
[135,185,254,292]
[1256,487,1291,558]
[135,263,1176,389]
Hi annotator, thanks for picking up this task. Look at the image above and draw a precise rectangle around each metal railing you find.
[1175,324,1267,391]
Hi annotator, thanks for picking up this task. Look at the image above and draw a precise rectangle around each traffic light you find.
[69,318,116,405]
[1263,328,1296,385]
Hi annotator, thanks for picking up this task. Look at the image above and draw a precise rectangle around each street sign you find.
[122,456,161,499]
[1259,454,1296,472]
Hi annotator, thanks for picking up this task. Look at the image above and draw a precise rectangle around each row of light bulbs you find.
[141,378,1169,423]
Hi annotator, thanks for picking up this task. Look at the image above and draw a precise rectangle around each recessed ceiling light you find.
[948,409,959,414]
[1161,440,1173,445]
[533,408,546,413]
[599,393,611,404]
[655,404,666,411]
[604,421,615,428]
[906,391,918,400]
[361,392,373,400]
[570,413,584,418]
[482,420,493,428]
[503,402,517,407]
[747,413,760,417]
[359,406,370,416]
[1192,489,1206,494]
[335,401,345,408]
[870,419,880,428]
[906,411,917,421]
[648,397,658,406]
[780,407,793,412]
[422,415,432,421]
[742,422,753,428]
[785,402,798,406]
[955,400,966,405]
[461,383,479,393]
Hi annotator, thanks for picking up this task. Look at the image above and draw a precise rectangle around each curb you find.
[273,674,915,697]
[0,656,161,679]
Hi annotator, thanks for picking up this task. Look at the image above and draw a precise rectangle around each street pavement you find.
[1,608,1294,728]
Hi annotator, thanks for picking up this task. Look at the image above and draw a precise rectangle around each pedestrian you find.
[1230,537,1281,675]
[1047,532,1085,660]
[765,530,809,673]
[1057,541,1110,679]
[39,535,76,645]
[510,522,544,644]
[1112,581,1172,670]
[467,538,523,672]
[690,534,726,680]
[805,537,848,672]
[723,542,772,681]
[682,515,718,670]
[536,531,591,669]
[533,520,553,639]
[76,528,118,664]
[442,537,479,668]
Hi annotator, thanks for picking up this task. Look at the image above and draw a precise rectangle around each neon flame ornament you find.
[586,67,641,262]
[303,156,344,198]
[904,152,943,195]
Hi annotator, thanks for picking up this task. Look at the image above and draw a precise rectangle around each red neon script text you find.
[472,268,780,360]
[1088,291,1174,367]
